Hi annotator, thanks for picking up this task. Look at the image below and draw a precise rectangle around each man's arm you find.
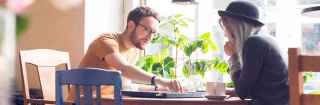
[103,52,176,90]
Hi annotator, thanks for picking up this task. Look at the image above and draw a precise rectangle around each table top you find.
[101,96,249,105]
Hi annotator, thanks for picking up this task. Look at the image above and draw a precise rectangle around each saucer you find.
[205,95,229,100]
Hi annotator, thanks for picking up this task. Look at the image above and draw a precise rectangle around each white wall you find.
[16,0,85,90]
[84,0,124,51]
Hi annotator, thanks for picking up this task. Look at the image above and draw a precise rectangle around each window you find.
[144,0,223,73]
[299,0,320,93]
[141,0,320,91]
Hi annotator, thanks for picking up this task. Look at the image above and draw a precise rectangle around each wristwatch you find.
[151,76,158,91]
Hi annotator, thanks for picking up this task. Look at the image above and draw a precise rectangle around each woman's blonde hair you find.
[222,16,261,65]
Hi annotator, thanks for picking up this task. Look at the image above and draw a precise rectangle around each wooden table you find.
[101,96,249,105]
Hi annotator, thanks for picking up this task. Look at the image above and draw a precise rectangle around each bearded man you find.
[72,6,182,98]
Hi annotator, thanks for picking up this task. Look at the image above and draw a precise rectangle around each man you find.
[77,6,182,96]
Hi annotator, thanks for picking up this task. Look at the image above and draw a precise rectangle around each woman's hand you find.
[224,41,236,56]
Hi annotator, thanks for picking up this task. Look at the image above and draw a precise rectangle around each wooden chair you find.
[55,68,123,105]
[19,49,71,105]
[288,48,320,105]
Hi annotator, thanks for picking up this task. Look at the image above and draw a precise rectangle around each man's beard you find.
[130,30,145,50]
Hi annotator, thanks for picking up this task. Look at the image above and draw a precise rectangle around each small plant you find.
[136,14,192,79]
[182,32,228,79]
[136,53,176,79]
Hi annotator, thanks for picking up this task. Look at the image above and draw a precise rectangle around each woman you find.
[218,1,289,105]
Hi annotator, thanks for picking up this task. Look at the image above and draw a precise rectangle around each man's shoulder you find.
[86,33,121,57]
[99,32,120,40]
[89,33,121,52]
[94,33,121,46]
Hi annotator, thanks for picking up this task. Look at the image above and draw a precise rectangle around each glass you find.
[137,23,156,35]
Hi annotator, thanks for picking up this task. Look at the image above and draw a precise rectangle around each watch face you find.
[151,76,156,85]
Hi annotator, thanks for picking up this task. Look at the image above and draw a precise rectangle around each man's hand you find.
[157,78,183,93]
[166,79,183,93]
[224,41,236,56]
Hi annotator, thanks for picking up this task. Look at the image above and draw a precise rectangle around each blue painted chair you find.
[55,68,123,105]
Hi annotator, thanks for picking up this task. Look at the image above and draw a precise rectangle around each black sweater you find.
[230,35,289,105]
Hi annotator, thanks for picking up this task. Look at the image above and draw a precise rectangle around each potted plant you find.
[136,14,230,90]
[136,14,191,79]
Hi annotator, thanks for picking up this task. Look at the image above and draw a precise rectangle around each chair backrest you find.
[19,49,71,104]
[55,68,123,105]
[288,48,320,105]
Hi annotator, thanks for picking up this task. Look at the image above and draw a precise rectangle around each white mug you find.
[206,82,225,96]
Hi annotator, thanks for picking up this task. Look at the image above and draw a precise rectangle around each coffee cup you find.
[206,82,225,96]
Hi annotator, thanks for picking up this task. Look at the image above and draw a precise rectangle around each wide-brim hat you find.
[218,1,264,27]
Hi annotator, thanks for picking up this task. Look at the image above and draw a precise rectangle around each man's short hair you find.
[127,6,160,25]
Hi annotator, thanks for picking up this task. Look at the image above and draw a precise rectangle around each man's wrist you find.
[151,76,156,85]
[151,76,158,91]
[154,77,169,87]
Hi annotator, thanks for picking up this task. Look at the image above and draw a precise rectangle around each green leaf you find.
[163,56,175,68]
[200,41,209,53]
[16,15,29,40]
[209,57,229,74]
[183,40,202,56]
[162,56,176,79]
[174,14,184,19]
[199,32,219,51]
[183,62,191,78]
[183,45,194,57]
[208,40,219,51]
[161,36,175,46]
[152,62,163,77]
[199,32,211,40]
[136,55,158,73]
[166,68,176,79]
[194,60,208,78]
[177,19,189,28]
[176,35,189,48]
[184,41,201,56]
